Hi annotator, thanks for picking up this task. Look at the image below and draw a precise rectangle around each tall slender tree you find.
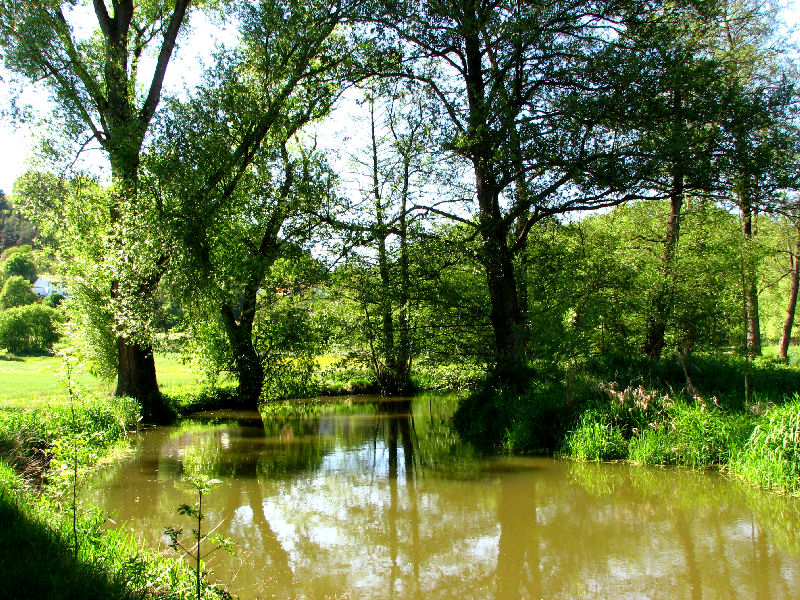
[713,0,797,357]
[616,3,727,360]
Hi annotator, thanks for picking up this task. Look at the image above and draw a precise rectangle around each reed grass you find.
[732,396,800,494]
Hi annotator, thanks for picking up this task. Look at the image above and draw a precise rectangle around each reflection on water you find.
[84,394,800,599]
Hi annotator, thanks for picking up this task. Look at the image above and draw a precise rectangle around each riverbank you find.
[0,390,231,600]
[455,352,800,495]
[2,350,800,599]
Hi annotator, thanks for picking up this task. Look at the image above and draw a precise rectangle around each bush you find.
[0,275,37,309]
[732,397,800,494]
[454,371,577,453]
[0,303,62,353]
[43,292,65,308]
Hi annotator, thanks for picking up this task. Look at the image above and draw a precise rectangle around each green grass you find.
[731,396,800,494]
[0,380,231,600]
[0,353,201,406]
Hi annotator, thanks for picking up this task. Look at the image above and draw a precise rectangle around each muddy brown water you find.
[84,394,800,599]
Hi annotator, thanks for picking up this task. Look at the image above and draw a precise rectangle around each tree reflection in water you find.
[82,395,800,600]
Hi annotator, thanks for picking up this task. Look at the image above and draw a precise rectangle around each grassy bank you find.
[454,352,800,495]
[0,381,231,600]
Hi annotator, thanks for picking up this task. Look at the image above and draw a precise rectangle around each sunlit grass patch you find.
[563,411,627,461]
[0,353,201,405]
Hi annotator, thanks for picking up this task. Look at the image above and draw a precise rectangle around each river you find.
[84,394,800,599]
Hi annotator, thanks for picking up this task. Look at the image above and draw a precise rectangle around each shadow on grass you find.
[0,354,24,362]
[0,490,138,600]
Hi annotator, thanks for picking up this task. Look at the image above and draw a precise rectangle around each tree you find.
[0,0,210,402]
[0,192,37,252]
[778,219,800,361]
[711,0,798,357]
[0,249,37,283]
[327,88,438,393]
[0,275,37,309]
[15,172,123,379]
[615,3,728,360]
[148,0,354,405]
[0,303,62,354]
[369,0,655,382]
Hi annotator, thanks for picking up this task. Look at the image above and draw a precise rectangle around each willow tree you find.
[0,0,213,402]
[368,0,654,381]
[146,0,355,405]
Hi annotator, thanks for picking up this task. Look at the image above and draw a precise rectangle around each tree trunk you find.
[109,153,161,403]
[643,165,684,360]
[394,162,413,393]
[478,177,527,379]
[742,203,762,357]
[115,338,159,415]
[221,284,264,408]
[778,229,800,361]
[464,23,526,381]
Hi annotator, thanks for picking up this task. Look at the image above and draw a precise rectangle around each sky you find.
[1,2,799,197]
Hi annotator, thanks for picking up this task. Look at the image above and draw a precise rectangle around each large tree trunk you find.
[478,178,527,379]
[778,229,800,361]
[115,338,159,412]
[742,202,762,356]
[643,165,684,360]
[109,153,161,403]
[464,24,526,381]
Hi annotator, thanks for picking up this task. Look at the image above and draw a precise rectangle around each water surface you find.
[85,395,800,599]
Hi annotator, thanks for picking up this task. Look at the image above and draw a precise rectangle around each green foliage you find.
[564,412,628,461]
[0,249,37,283]
[0,274,37,308]
[162,383,242,416]
[531,201,745,360]
[14,173,120,377]
[582,352,800,411]
[0,303,62,354]
[0,461,223,600]
[732,397,800,494]
[0,192,38,252]
[43,292,65,308]
[0,392,140,484]
[454,372,577,453]
[165,475,234,600]
[255,290,325,401]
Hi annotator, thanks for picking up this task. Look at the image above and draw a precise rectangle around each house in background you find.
[33,275,66,298]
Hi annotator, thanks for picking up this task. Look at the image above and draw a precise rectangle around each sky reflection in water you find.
[84,395,800,600]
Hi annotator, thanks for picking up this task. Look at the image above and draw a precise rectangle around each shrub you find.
[454,372,577,453]
[0,303,62,353]
[0,275,37,309]
[43,292,65,308]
